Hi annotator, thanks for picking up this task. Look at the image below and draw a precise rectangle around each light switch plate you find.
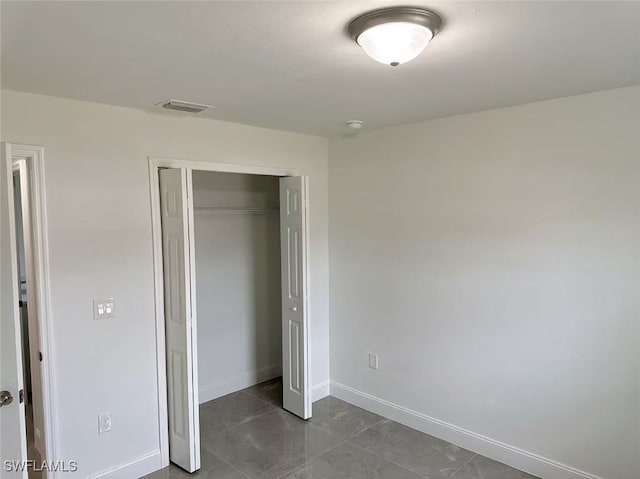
[94,298,115,320]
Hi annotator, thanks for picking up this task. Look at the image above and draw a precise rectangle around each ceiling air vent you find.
[157,99,213,113]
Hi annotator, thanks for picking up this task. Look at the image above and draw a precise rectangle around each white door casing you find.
[279,176,311,419]
[0,143,29,478]
[150,159,312,467]
[159,168,200,472]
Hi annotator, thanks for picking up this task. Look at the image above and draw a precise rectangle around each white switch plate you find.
[94,298,115,320]
[369,353,379,370]
[98,413,112,434]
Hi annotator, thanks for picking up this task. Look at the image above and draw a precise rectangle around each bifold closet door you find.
[159,168,200,473]
[280,176,312,419]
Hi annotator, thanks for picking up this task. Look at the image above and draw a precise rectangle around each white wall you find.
[0,90,329,478]
[192,171,282,402]
[329,85,640,479]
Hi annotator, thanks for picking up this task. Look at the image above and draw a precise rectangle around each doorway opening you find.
[13,160,46,477]
[150,159,312,473]
[1,144,56,479]
[191,171,283,404]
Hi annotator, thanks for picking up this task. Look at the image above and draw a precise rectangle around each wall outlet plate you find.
[98,413,112,434]
[369,353,379,370]
[94,298,115,320]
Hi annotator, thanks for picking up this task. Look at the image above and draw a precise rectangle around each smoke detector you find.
[346,120,364,130]
[156,99,214,113]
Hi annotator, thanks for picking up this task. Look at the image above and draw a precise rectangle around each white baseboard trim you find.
[88,450,161,479]
[199,364,282,404]
[330,381,604,479]
[311,380,330,402]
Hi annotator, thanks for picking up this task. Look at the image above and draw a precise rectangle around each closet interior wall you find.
[192,171,282,403]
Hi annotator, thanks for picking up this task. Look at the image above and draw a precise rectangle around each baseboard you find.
[199,364,282,403]
[330,381,604,479]
[87,450,161,479]
[311,380,330,402]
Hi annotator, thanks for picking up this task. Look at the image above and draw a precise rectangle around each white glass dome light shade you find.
[348,7,442,67]
[356,22,434,66]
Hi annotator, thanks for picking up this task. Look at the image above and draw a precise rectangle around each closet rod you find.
[194,206,279,212]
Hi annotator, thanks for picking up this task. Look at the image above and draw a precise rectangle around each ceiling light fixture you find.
[348,7,442,66]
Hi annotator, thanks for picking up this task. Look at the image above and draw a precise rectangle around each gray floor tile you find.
[199,391,275,441]
[451,455,538,479]
[141,449,249,479]
[309,396,383,439]
[142,385,538,479]
[140,467,171,479]
[350,420,475,478]
[243,377,283,408]
[26,404,43,479]
[281,442,425,479]
[202,409,344,479]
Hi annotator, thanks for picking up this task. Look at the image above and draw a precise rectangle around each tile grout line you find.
[201,391,346,479]
[202,391,476,479]
[240,385,282,409]
[346,440,432,478]
[237,389,284,415]
[274,436,352,479]
[352,417,386,435]
[200,379,280,412]
[289,406,403,475]
[201,405,280,442]
[271,399,391,477]
[236,386,378,440]
[448,453,478,478]
[195,391,523,479]
[304,413,386,440]
[269,400,369,478]
[200,380,292,442]
[203,388,425,479]
[343,419,428,476]
[209,450,254,479]
[346,416,480,479]
[344,420,475,479]
[300,395,387,440]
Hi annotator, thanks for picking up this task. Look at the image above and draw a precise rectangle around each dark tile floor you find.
[142,378,538,479]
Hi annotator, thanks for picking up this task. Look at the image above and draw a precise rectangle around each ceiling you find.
[2,1,640,136]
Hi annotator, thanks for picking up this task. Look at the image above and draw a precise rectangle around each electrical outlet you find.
[368,353,379,370]
[98,413,112,434]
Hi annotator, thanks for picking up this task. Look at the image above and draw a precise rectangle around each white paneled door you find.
[0,143,28,478]
[159,168,200,473]
[279,176,311,419]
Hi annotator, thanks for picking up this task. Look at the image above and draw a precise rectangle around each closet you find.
[156,164,311,473]
[192,171,282,403]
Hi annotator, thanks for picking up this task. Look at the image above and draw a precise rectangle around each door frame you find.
[148,157,306,468]
[3,143,58,476]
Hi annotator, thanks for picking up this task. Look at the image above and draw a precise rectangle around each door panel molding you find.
[159,168,199,472]
[280,176,311,419]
